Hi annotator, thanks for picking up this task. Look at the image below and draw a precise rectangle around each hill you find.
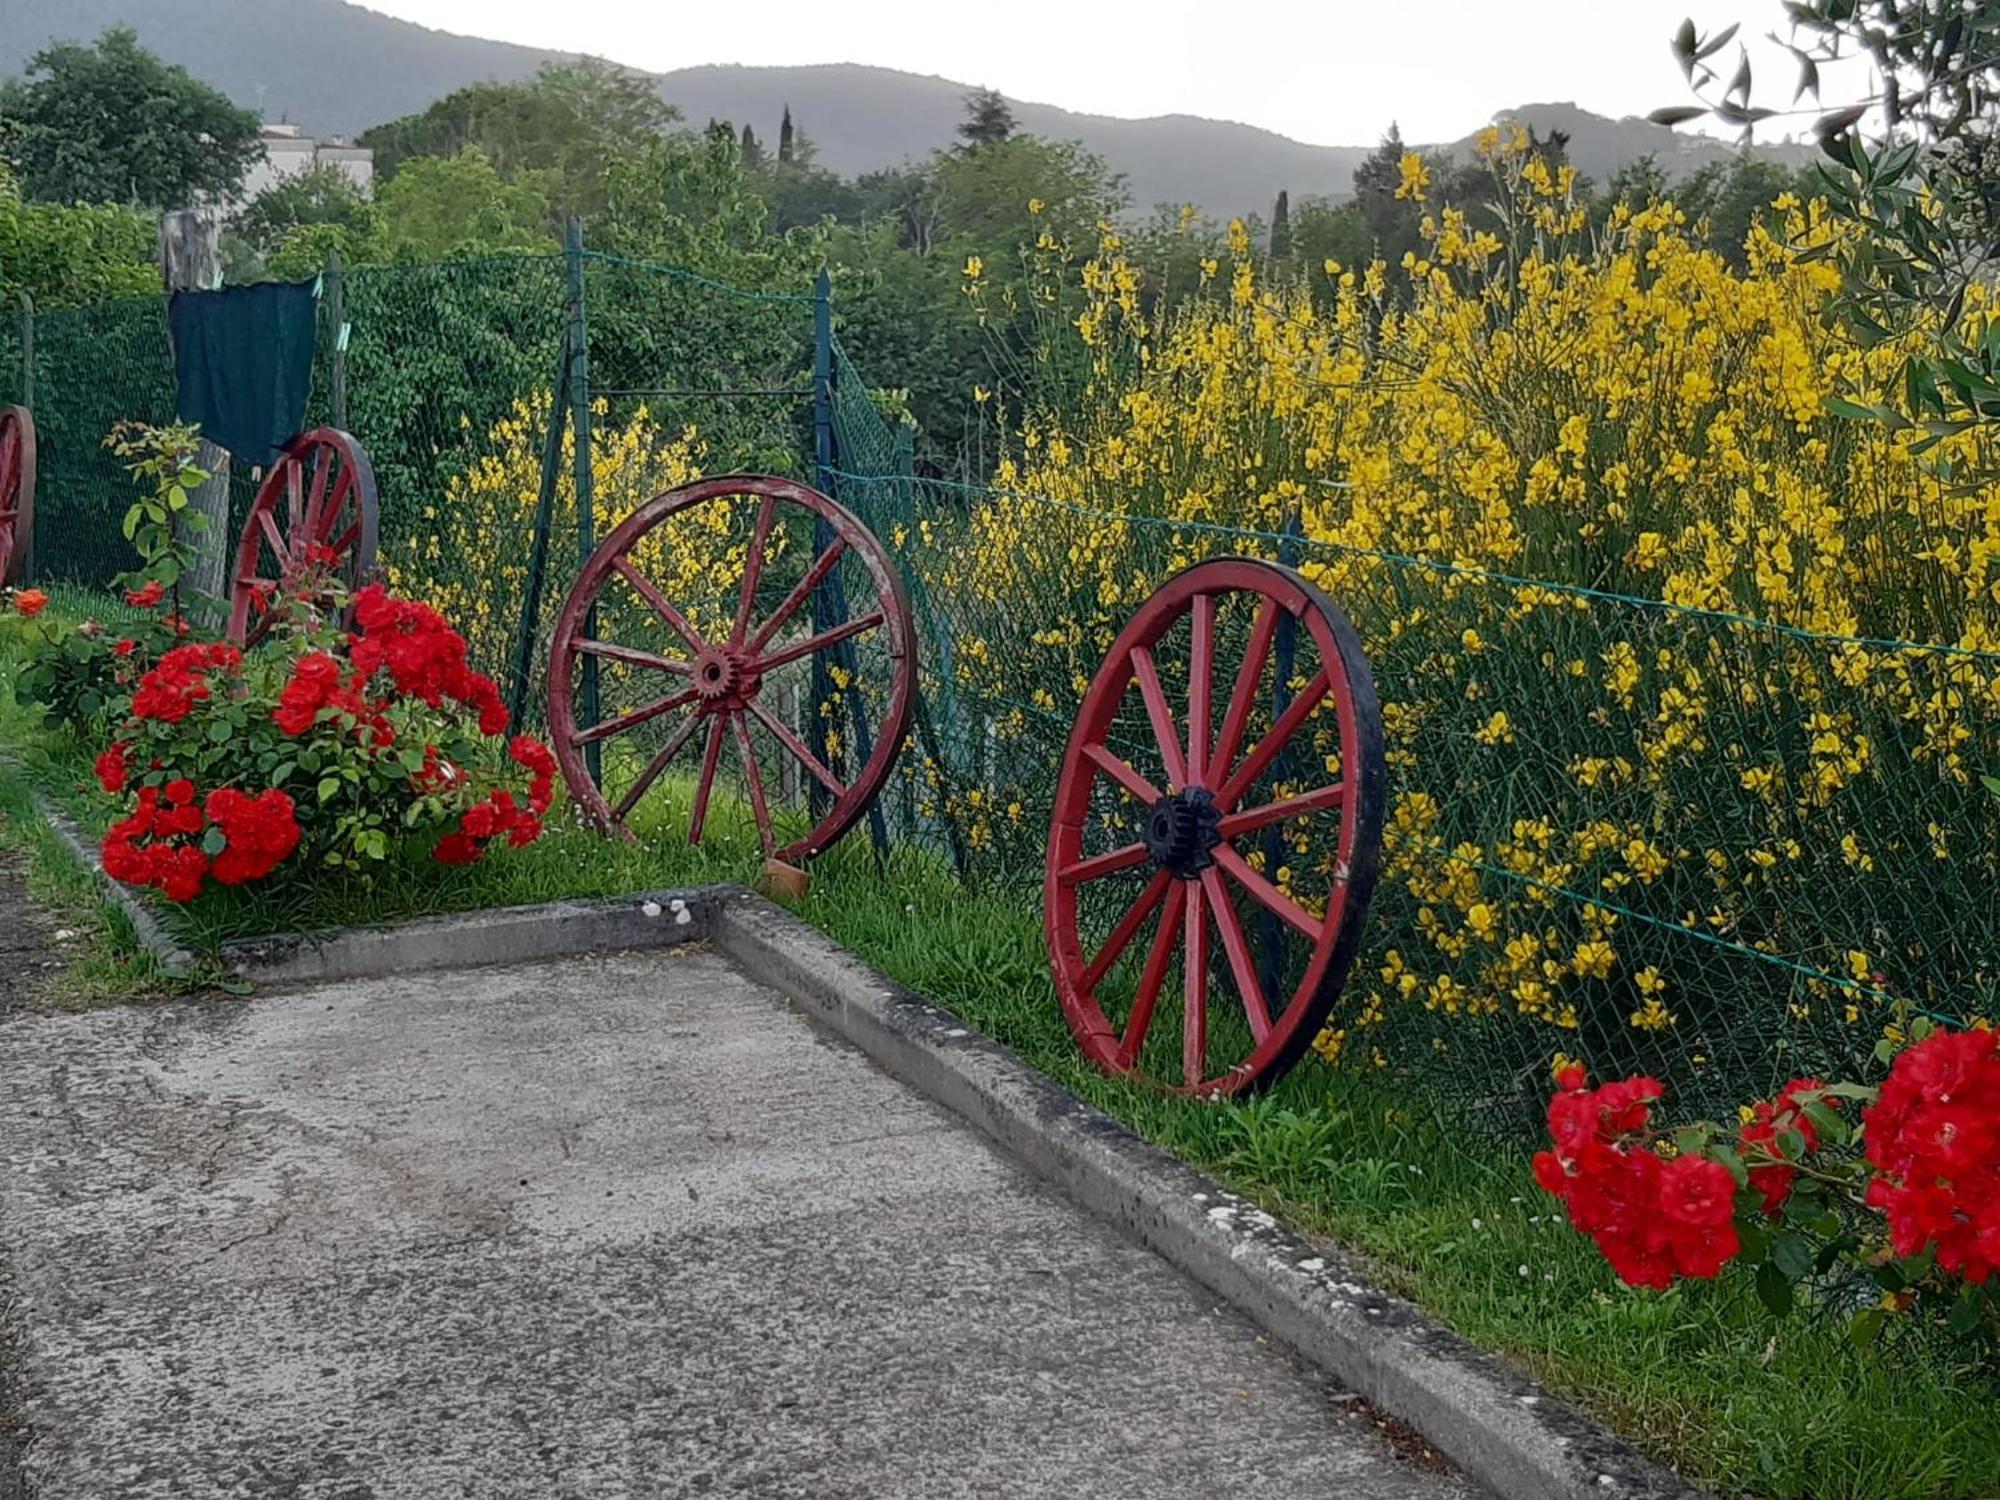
[0,0,1805,218]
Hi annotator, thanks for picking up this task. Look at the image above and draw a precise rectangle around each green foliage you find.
[0,162,155,309]
[374,147,557,260]
[12,623,123,738]
[102,419,210,618]
[234,165,377,255]
[1663,3,2000,433]
[958,88,1018,149]
[360,58,677,223]
[0,27,259,207]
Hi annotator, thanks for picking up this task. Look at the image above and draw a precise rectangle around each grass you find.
[0,604,1994,1497]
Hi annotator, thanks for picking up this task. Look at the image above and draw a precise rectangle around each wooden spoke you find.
[1187,593,1215,783]
[1215,667,1330,811]
[572,688,698,747]
[686,716,728,843]
[1081,870,1173,992]
[257,508,289,567]
[1212,843,1322,940]
[574,638,694,675]
[1210,598,1280,784]
[731,711,775,859]
[1056,841,1151,887]
[1182,881,1209,1086]
[1082,742,1163,805]
[755,611,885,673]
[749,536,848,652]
[612,555,705,655]
[746,696,847,798]
[1131,646,1189,790]
[1119,882,1186,1065]
[611,714,703,821]
[1216,783,1345,839]
[1200,868,1273,1043]
[731,492,777,646]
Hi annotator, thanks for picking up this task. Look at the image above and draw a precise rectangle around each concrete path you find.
[0,946,1482,1499]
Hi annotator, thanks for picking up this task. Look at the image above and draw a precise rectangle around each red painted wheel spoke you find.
[286,462,305,531]
[612,556,705,655]
[755,611,884,673]
[731,711,776,858]
[1056,841,1150,887]
[1187,594,1215,783]
[1182,881,1209,1086]
[305,452,334,534]
[1200,868,1273,1043]
[327,520,362,557]
[730,493,777,646]
[1216,783,1346,839]
[749,537,849,652]
[1131,646,1188,790]
[1212,844,1322,940]
[1119,881,1186,1065]
[612,714,703,821]
[1082,742,1162,805]
[746,697,847,798]
[686,716,728,843]
[573,688,698,747]
[1210,598,1280,783]
[256,508,288,567]
[575,638,694,675]
[1081,869,1173,992]
[1215,667,1330,811]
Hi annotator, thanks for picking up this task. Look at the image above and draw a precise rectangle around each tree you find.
[740,124,763,169]
[1288,196,1372,291]
[373,148,555,260]
[1351,125,1427,274]
[0,27,260,207]
[358,58,676,221]
[1657,4,2000,430]
[778,106,795,165]
[929,135,1126,248]
[959,88,1018,149]
[233,165,376,254]
[1269,189,1292,260]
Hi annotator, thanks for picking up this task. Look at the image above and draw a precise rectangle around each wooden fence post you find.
[157,209,232,609]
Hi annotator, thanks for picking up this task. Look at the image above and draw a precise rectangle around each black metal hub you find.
[1144,787,1223,879]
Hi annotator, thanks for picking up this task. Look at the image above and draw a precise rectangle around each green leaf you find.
[1772,1233,1814,1280]
[1849,1307,1886,1349]
[1947,1285,1985,1335]
[200,826,227,856]
[1710,1143,1749,1188]
[1825,396,1875,422]
[1736,1222,1771,1262]
[317,776,342,803]
[1756,1261,1794,1316]
[207,719,233,743]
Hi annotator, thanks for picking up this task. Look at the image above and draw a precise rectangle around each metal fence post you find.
[18,292,33,584]
[565,217,601,785]
[326,246,348,431]
[507,331,570,729]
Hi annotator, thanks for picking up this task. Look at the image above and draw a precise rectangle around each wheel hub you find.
[1144,787,1223,878]
[692,647,757,707]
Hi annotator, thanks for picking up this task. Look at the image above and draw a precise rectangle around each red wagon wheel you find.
[226,428,379,647]
[1045,558,1386,1097]
[0,406,37,587]
[547,474,916,864]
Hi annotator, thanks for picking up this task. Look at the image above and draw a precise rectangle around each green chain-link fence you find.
[9,247,1997,1134]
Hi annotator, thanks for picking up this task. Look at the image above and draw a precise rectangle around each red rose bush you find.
[1535,1022,2000,1346]
[93,576,556,903]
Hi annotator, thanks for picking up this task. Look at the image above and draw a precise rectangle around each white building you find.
[237,123,374,205]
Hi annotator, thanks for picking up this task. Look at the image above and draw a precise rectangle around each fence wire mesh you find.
[10,252,1998,1135]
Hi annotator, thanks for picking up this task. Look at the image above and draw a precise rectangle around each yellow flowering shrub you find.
[865,135,2000,1112]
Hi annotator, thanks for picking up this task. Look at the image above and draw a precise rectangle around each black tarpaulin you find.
[166,279,318,465]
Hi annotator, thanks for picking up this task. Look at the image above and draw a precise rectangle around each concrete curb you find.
[218,887,715,986]
[19,782,200,980]
[707,885,1712,1500]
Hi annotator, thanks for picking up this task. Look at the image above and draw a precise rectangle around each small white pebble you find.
[1471,1217,1483,1231]
[1510,1195,1525,1204]
[674,906,692,926]
[52,928,76,941]
[1297,1257,1325,1272]
[1598,1477,1618,1490]
[640,901,663,918]
[904,903,915,914]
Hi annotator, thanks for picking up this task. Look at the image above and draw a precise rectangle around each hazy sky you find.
[357,0,1840,146]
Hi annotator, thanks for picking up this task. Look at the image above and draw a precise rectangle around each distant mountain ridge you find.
[1,0,1808,218]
